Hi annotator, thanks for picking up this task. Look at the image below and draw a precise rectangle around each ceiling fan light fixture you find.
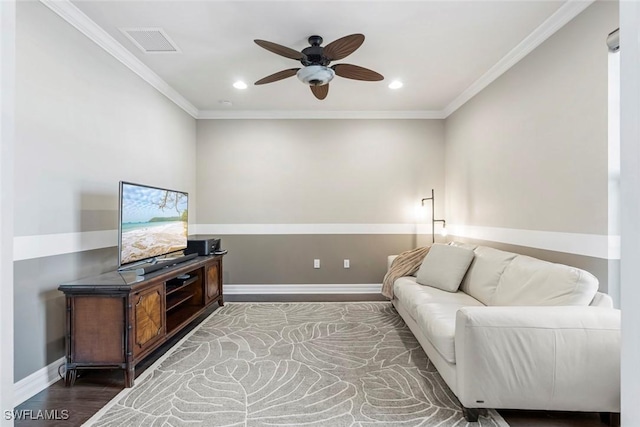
[296,65,335,86]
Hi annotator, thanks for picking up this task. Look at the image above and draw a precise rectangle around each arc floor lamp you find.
[421,189,446,244]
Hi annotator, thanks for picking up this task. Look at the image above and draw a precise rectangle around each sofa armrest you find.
[454,306,620,412]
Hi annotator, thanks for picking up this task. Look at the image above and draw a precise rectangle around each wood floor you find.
[15,297,618,427]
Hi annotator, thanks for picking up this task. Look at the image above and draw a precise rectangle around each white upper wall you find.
[444,1,618,236]
[196,119,444,225]
[14,1,197,238]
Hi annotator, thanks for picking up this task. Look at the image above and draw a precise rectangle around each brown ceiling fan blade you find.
[332,64,384,81]
[254,39,305,60]
[324,34,365,61]
[310,84,329,100]
[254,68,300,85]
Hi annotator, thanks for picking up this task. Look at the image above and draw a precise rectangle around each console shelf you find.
[166,276,199,296]
[166,291,194,312]
[166,306,203,334]
[59,254,225,388]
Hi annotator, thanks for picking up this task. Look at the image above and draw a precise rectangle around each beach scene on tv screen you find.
[121,184,188,264]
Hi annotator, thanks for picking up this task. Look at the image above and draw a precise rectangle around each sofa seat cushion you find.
[394,277,484,318]
[492,255,599,306]
[394,277,484,364]
[413,300,483,364]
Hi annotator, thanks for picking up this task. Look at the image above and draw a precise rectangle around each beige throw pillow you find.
[416,243,475,292]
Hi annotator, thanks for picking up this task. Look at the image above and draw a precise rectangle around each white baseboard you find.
[225,284,382,295]
[14,357,65,406]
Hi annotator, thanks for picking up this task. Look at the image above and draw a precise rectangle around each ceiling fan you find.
[253,34,384,100]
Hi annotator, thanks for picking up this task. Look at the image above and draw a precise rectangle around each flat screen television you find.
[118,181,189,267]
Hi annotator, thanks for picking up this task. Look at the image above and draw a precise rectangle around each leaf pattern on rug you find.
[360,365,453,423]
[90,303,504,427]
[373,328,433,370]
[284,322,381,370]
[238,303,346,328]
[344,303,407,329]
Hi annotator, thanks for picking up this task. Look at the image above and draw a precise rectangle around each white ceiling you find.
[67,0,575,115]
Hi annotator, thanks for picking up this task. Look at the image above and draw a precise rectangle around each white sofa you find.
[389,242,621,422]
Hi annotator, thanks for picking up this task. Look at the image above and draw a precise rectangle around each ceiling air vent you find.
[119,27,181,53]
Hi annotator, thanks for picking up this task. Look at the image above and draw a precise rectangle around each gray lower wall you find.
[14,2,197,381]
[220,232,613,293]
[219,234,417,285]
[13,248,117,380]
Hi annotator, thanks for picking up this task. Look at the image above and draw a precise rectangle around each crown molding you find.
[39,0,199,118]
[442,0,594,118]
[197,110,446,120]
[40,0,592,121]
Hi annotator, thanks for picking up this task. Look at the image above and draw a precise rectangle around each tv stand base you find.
[59,254,225,388]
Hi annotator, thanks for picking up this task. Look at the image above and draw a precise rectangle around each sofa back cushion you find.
[449,241,477,251]
[416,244,475,292]
[460,246,517,305]
[492,254,599,306]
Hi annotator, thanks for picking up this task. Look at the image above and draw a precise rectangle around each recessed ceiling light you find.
[233,81,248,90]
[218,100,233,106]
[388,80,403,89]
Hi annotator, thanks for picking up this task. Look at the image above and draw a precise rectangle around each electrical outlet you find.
[314,259,320,269]
[344,259,350,269]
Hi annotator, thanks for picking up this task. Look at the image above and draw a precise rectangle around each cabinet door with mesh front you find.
[71,296,125,364]
[133,283,165,357]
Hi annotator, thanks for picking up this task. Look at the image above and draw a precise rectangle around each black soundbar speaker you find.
[186,235,221,256]
[134,252,198,276]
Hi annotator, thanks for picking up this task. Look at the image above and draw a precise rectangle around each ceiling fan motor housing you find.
[296,65,335,86]
[301,35,330,66]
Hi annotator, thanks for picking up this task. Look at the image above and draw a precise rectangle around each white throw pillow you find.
[416,244,475,292]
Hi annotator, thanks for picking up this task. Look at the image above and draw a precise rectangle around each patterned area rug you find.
[87,303,507,426]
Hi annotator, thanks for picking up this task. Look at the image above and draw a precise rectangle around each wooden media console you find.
[58,254,224,387]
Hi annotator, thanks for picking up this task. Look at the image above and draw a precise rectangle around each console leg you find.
[64,369,77,387]
[462,406,480,422]
[218,297,224,307]
[124,366,135,388]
